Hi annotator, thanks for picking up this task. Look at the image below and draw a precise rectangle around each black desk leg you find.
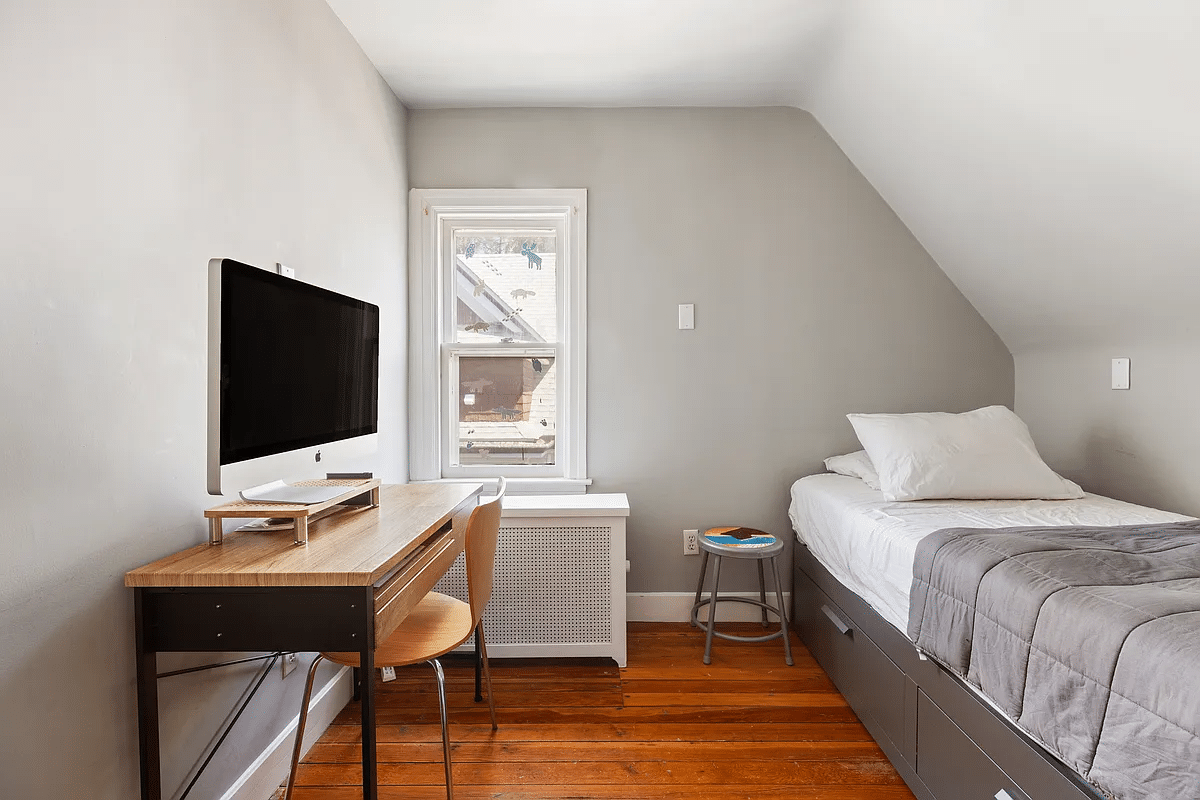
[134,589,162,800]
[359,589,377,800]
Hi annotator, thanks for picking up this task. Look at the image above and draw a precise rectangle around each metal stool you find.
[689,526,793,666]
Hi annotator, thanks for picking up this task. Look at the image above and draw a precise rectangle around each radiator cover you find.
[432,494,629,666]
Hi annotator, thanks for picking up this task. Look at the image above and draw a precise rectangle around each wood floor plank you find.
[381,670,622,690]
[620,675,835,693]
[288,786,919,800]
[302,740,887,764]
[618,663,817,681]
[623,692,848,708]
[279,623,916,800]
[296,759,907,787]
[370,689,624,708]
[339,704,860,725]
[317,722,877,744]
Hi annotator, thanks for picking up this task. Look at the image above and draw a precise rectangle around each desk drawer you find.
[373,520,462,642]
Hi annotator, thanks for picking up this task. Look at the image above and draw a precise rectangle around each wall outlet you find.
[380,666,397,682]
[281,652,298,679]
[683,529,699,555]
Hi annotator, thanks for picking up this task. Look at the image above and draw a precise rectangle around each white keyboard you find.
[239,481,349,505]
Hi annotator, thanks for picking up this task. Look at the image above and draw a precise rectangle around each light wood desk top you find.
[125,483,482,589]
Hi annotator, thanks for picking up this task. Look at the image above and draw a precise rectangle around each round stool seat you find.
[698,527,783,559]
[690,526,793,666]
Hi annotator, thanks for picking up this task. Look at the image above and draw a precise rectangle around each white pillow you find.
[824,450,881,490]
[846,405,1084,501]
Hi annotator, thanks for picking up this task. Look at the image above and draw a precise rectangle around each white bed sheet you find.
[788,473,1192,633]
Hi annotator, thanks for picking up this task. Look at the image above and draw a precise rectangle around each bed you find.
[787,409,1200,800]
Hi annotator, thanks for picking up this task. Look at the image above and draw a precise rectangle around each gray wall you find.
[408,107,1013,594]
[0,1,407,797]
[1017,345,1200,519]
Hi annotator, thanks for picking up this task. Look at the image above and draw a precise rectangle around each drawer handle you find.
[821,605,852,635]
[995,791,1015,800]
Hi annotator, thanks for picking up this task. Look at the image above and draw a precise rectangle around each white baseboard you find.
[219,666,352,800]
[627,591,792,623]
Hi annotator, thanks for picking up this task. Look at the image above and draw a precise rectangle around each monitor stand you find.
[205,478,381,545]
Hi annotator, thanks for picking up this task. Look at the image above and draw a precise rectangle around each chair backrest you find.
[463,477,506,624]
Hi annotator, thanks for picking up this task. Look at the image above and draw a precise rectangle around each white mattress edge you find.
[788,473,1193,634]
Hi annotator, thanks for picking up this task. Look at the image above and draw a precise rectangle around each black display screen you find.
[218,259,379,465]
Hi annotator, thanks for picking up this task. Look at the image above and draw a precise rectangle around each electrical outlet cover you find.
[281,652,298,679]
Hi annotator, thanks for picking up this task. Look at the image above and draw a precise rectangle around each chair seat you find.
[323,592,475,668]
[699,527,783,559]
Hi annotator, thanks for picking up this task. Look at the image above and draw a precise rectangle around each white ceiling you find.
[326,0,1200,354]
[325,0,838,108]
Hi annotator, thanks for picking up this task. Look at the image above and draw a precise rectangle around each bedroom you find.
[1,1,1196,799]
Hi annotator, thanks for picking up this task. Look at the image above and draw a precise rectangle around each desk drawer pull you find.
[822,605,852,635]
[375,534,457,611]
[373,531,463,642]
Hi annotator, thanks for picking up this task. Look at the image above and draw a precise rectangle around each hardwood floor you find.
[284,622,916,799]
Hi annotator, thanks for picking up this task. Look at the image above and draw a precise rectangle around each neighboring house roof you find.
[456,252,558,344]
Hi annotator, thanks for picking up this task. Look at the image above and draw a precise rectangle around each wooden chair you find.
[285,478,506,800]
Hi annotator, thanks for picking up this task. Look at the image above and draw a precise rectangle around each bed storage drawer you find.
[917,690,1029,800]
[793,563,914,767]
[794,545,1103,800]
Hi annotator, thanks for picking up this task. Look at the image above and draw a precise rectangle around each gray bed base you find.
[791,543,1102,800]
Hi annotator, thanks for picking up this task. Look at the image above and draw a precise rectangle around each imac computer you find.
[207,257,379,500]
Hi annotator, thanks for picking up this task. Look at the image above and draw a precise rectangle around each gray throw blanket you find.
[908,521,1200,800]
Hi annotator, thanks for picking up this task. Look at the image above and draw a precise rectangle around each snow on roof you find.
[456,252,557,343]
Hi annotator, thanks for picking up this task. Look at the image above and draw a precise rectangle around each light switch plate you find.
[678,303,695,330]
[1111,358,1130,390]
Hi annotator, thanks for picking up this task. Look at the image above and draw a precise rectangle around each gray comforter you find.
[908,521,1200,800]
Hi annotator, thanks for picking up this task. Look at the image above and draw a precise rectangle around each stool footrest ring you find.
[690,596,787,642]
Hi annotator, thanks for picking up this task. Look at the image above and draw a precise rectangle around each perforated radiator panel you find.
[432,524,616,649]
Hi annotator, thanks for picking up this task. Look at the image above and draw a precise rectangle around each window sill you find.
[411,477,592,496]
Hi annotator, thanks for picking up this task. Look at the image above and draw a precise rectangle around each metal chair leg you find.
[473,626,483,703]
[703,555,724,665]
[757,559,768,628]
[476,622,499,731]
[690,550,710,627]
[770,556,794,666]
[428,658,454,800]
[284,655,325,800]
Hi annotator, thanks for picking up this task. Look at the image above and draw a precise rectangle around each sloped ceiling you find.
[805,1,1200,354]
[326,0,1200,354]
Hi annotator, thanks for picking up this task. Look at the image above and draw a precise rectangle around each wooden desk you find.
[125,483,483,800]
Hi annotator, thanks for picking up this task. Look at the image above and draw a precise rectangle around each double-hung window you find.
[409,189,587,493]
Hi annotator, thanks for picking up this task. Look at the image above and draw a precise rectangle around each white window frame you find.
[408,188,588,494]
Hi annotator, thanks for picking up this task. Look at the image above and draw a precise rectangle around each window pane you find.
[454,230,557,343]
[457,356,555,466]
